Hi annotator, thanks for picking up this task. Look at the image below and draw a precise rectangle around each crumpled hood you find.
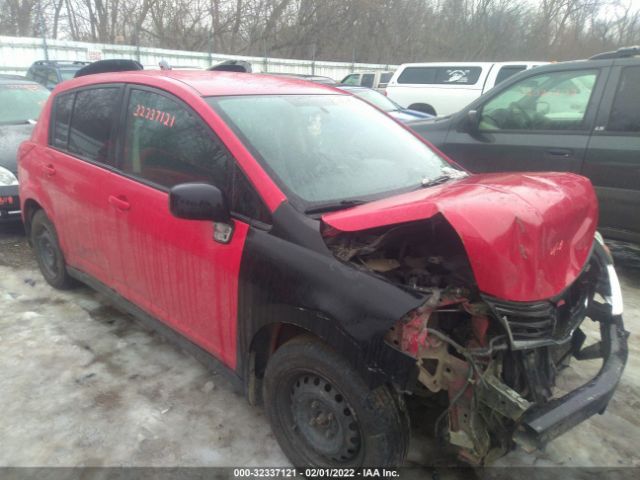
[0,124,34,173]
[322,172,598,302]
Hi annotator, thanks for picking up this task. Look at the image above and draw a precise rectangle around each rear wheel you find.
[30,210,75,289]
[263,336,410,467]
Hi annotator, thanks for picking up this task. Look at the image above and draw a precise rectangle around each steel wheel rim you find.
[289,373,362,463]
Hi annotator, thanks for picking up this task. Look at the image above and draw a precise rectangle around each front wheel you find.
[263,336,410,467]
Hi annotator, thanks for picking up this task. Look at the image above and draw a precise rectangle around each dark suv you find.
[25,60,91,90]
[411,47,640,244]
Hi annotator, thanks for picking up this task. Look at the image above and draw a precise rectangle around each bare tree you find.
[1,0,639,63]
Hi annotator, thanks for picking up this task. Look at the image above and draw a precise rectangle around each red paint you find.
[323,172,598,302]
[19,69,599,376]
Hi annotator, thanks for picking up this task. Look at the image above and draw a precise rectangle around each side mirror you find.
[169,183,230,222]
[169,183,234,243]
[464,109,480,132]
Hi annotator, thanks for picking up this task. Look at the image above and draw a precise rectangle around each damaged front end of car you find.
[323,211,628,465]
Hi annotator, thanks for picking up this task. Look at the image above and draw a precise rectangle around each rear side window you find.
[397,66,482,85]
[361,73,375,88]
[51,93,74,149]
[494,66,526,86]
[68,87,120,164]
[607,66,640,133]
[380,72,393,84]
[122,89,231,192]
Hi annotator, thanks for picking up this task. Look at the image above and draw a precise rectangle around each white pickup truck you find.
[386,61,546,116]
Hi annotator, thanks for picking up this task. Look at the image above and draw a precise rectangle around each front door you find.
[441,66,608,175]
[108,86,248,368]
[583,62,640,242]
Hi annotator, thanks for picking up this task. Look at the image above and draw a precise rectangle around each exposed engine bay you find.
[324,217,620,465]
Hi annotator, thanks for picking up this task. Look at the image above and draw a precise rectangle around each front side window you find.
[380,72,393,84]
[122,89,231,191]
[397,66,482,85]
[361,73,375,88]
[68,87,120,164]
[479,69,598,131]
[0,83,49,125]
[209,94,456,208]
[607,66,640,133]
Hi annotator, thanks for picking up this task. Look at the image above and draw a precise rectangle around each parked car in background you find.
[387,61,545,116]
[26,60,91,90]
[19,67,626,468]
[410,47,640,244]
[337,85,432,123]
[0,77,50,222]
[340,70,394,91]
[265,72,337,84]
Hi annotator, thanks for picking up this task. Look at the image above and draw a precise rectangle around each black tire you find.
[408,103,437,116]
[30,209,75,289]
[263,336,410,468]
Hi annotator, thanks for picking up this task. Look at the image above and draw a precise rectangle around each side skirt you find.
[67,266,244,394]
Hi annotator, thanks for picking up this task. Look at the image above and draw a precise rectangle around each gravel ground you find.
[1,223,639,474]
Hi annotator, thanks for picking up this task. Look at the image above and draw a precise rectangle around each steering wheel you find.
[509,102,532,128]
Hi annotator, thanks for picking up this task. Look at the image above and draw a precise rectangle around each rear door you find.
[44,85,124,285]
[441,64,609,174]
[583,61,640,242]
[107,86,253,367]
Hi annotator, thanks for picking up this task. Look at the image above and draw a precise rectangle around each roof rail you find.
[590,46,640,60]
[33,60,92,66]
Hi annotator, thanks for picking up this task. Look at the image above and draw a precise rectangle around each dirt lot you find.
[1,222,639,473]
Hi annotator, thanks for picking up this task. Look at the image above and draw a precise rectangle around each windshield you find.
[0,84,50,124]
[60,69,80,81]
[349,88,399,112]
[208,94,454,208]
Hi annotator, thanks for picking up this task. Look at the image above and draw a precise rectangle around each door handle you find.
[108,195,130,211]
[43,164,56,176]
[545,149,573,158]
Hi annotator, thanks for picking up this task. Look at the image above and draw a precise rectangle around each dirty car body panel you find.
[18,70,627,466]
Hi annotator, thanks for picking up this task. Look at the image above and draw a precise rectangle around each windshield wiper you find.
[418,174,454,189]
[305,199,367,215]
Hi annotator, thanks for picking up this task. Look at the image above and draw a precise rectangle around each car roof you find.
[54,70,343,96]
[398,61,544,68]
[336,85,377,92]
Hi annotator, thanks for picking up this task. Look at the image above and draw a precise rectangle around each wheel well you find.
[22,199,42,240]
[246,322,316,405]
[408,102,437,116]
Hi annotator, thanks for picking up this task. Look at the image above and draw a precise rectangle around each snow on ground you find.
[1,225,639,470]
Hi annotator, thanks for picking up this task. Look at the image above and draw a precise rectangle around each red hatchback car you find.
[18,69,627,467]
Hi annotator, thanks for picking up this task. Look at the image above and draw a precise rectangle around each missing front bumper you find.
[514,310,628,451]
